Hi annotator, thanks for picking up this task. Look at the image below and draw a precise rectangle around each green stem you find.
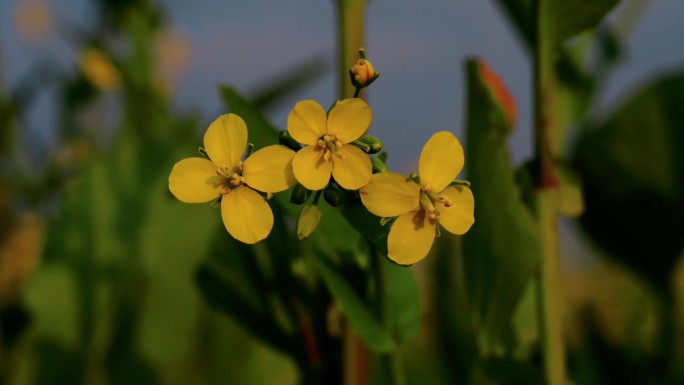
[376,255,406,385]
[533,1,566,384]
[336,0,366,99]
[353,87,361,98]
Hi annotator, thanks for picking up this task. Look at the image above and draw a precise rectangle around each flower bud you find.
[290,183,312,205]
[349,49,379,88]
[297,205,322,240]
[354,135,384,154]
[371,157,388,173]
[323,182,350,207]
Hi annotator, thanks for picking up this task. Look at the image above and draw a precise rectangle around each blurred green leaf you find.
[383,258,420,343]
[34,339,85,385]
[494,0,620,50]
[195,261,295,355]
[545,0,621,49]
[312,257,395,353]
[433,238,479,382]
[340,192,421,344]
[573,69,684,289]
[462,59,541,351]
[252,56,328,111]
[494,0,533,47]
[482,356,544,385]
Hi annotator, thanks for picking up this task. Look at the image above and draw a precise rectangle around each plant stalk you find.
[533,1,566,384]
[336,0,366,100]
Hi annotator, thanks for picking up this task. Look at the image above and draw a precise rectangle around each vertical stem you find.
[376,255,407,385]
[336,0,366,99]
[533,1,566,385]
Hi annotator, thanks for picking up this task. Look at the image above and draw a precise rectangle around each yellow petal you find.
[287,100,327,146]
[221,186,274,244]
[292,145,332,191]
[418,131,464,193]
[331,144,372,190]
[437,186,475,235]
[360,172,420,217]
[204,114,248,169]
[243,145,296,193]
[387,209,436,265]
[327,98,372,143]
[168,157,223,203]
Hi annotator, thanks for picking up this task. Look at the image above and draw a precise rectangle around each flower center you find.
[418,189,453,225]
[216,161,244,194]
[317,134,345,161]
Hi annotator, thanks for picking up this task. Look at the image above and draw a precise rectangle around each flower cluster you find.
[168,55,474,264]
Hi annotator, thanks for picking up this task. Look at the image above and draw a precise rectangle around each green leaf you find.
[462,59,541,351]
[494,0,620,50]
[545,0,621,49]
[341,204,421,343]
[251,56,328,110]
[313,257,395,353]
[573,69,684,289]
[494,0,533,47]
[383,258,420,343]
[195,261,295,354]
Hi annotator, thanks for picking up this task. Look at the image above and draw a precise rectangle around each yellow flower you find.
[80,49,119,90]
[360,131,474,265]
[288,99,372,191]
[169,114,296,244]
[14,0,52,42]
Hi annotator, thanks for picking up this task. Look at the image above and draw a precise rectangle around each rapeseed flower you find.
[360,131,474,265]
[80,49,119,90]
[169,114,295,244]
[287,99,372,191]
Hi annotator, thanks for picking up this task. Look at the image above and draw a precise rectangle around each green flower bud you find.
[352,135,384,154]
[290,183,312,205]
[297,204,322,240]
[371,157,388,173]
[323,182,350,207]
[279,130,301,151]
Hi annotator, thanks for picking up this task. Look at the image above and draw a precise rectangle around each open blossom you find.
[360,131,474,265]
[287,98,372,191]
[169,114,295,244]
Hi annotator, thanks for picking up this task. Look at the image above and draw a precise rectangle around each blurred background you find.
[1,0,684,384]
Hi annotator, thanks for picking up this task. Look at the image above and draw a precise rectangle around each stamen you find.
[229,174,242,186]
[439,196,453,207]
[317,139,326,148]
[419,191,436,213]
[323,150,331,161]
[335,140,343,148]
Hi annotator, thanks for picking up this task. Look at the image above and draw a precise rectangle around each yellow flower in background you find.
[14,0,52,42]
[153,30,192,96]
[169,114,296,244]
[79,49,120,91]
[288,98,372,191]
[360,131,474,265]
